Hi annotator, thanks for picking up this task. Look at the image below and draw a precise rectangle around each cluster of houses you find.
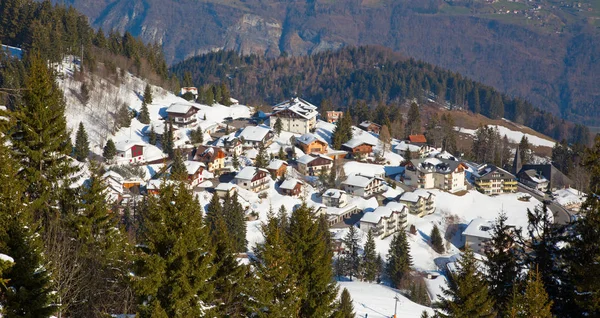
[102,94,580,245]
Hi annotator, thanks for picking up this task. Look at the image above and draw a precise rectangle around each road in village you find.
[517,184,572,225]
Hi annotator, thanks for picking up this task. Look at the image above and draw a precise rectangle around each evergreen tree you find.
[430,224,444,253]
[253,212,301,317]
[565,135,600,316]
[274,117,283,136]
[170,149,187,181]
[74,122,89,162]
[510,268,553,318]
[343,225,361,279]
[149,126,157,145]
[139,101,150,124]
[336,288,355,318]
[205,87,214,105]
[190,126,203,144]
[484,213,521,315]
[161,122,174,157]
[288,203,338,317]
[438,247,496,318]
[362,228,378,282]
[278,146,286,160]
[405,102,421,137]
[205,193,223,232]
[11,53,76,222]
[232,152,240,170]
[223,194,247,253]
[103,138,117,161]
[255,143,268,169]
[134,183,215,317]
[143,83,153,105]
[386,230,412,288]
[332,112,353,150]
[518,136,532,164]
[379,125,391,156]
[116,103,132,128]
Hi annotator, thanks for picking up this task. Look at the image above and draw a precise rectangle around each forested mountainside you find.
[49,0,600,125]
[0,0,173,100]
[171,47,590,145]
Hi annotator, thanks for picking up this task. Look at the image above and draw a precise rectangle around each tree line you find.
[170,47,590,146]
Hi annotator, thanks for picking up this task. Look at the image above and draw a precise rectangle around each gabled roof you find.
[398,191,423,203]
[267,159,288,170]
[280,178,303,190]
[394,141,422,153]
[215,182,236,192]
[323,189,346,199]
[114,140,144,152]
[477,165,515,180]
[184,160,204,175]
[342,138,377,149]
[520,169,548,184]
[359,121,381,129]
[235,166,269,181]
[167,102,195,114]
[406,158,465,175]
[239,126,272,142]
[297,154,332,166]
[519,163,571,188]
[272,97,318,120]
[342,174,379,188]
[193,145,225,162]
[462,218,495,240]
[361,202,406,224]
[408,135,427,144]
[296,133,326,146]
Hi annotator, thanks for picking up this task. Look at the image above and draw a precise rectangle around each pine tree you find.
[162,122,174,157]
[190,126,203,144]
[336,288,356,318]
[205,193,223,232]
[11,53,76,222]
[134,182,215,317]
[332,112,353,150]
[223,194,247,253]
[149,126,157,145]
[170,149,187,181]
[74,122,89,162]
[278,146,286,160]
[518,136,532,164]
[565,135,600,316]
[143,83,153,105]
[343,225,361,279]
[438,247,496,318]
[288,203,338,317]
[405,102,421,137]
[521,268,553,318]
[484,213,521,315]
[274,117,283,136]
[430,225,444,253]
[103,138,117,161]
[139,101,150,124]
[386,230,412,288]
[117,103,132,128]
[379,124,391,155]
[255,143,268,169]
[232,152,240,170]
[362,228,378,282]
[253,212,301,317]
[0,129,56,317]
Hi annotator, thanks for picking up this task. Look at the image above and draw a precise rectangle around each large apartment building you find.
[473,164,517,195]
[403,158,467,193]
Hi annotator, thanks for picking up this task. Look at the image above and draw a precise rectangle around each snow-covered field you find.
[455,125,555,148]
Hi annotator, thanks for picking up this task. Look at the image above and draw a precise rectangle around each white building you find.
[462,218,495,255]
[322,189,348,208]
[393,141,426,158]
[239,126,274,148]
[360,202,408,239]
[233,167,270,193]
[342,173,385,198]
[398,191,436,217]
[296,154,333,176]
[115,141,145,164]
[403,158,467,193]
[269,97,318,134]
[102,171,124,203]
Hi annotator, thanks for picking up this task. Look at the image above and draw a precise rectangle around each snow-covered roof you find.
[166,102,194,114]
[555,187,586,206]
[272,97,318,120]
[198,120,218,131]
[462,218,494,240]
[398,191,422,203]
[267,159,287,170]
[342,137,377,149]
[114,140,143,152]
[280,178,303,190]
[146,179,174,190]
[361,202,406,224]
[522,169,548,184]
[407,158,463,175]
[184,160,204,175]
[102,170,124,183]
[393,141,422,152]
[297,154,316,165]
[239,125,271,142]
[215,182,237,192]
[323,189,346,199]
[235,166,268,180]
[296,133,320,145]
[342,174,376,188]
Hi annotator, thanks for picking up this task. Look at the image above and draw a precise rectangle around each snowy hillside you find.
[455,124,555,148]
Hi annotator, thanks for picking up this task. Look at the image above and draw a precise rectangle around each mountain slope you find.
[54,0,600,125]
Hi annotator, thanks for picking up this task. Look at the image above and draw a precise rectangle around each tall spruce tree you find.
[343,225,361,280]
[386,230,412,288]
[438,247,496,318]
[138,101,150,124]
[253,212,301,317]
[134,182,215,317]
[11,53,76,222]
[335,288,356,318]
[103,138,117,161]
[362,228,378,282]
[0,124,56,317]
[255,143,268,169]
[149,126,157,145]
[484,213,522,315]
[274,117,283,136]
[223,194,247,253]
[430,224,444,253]
[332,112,352,150]
[170,149,187,181]
[405,102,421,137]
[506,268,553,318]
[565,135,600,316]
[74,122,89,162]
[205,193,223,232]
[143,83,153,105]
[288,203,338,317]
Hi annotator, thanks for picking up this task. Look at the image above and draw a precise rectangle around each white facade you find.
[270,98,318,134]
[403,158,467,193]
[322,189,348,208]
[360,202,408,239]
[462,218,494,255]
[342,174,385,198]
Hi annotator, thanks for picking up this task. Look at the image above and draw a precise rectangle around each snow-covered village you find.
[29,55,584,317]
[1,3,599,316]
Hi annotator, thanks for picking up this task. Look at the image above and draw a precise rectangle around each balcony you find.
[476,180,491,186]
